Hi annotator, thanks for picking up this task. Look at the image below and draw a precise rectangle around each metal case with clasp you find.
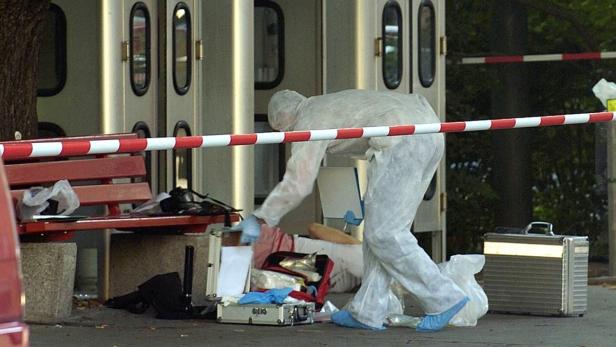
[216,302,315,326]
[483,222,588,316]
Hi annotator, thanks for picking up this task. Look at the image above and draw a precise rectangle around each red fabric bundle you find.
[261,251,334,310]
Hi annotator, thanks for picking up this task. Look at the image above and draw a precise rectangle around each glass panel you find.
[130,3,150,95]
[383,2,402,89]
[173,3,191,95]
[173,124,192,189]
[408,9,413,92]
[254,121,281,204]
[37,4,66,96]
[423,173,437,200]
[37,122,66,138]
[418,1,435,87]
[131,122,152,185]
[254,2,283,89]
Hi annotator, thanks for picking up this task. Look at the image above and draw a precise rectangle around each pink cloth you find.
[252,224,294,269]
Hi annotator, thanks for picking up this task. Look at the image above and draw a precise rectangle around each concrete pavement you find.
[29,285,616,347]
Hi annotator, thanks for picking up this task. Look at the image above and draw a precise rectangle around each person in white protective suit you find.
[234,89,468,331]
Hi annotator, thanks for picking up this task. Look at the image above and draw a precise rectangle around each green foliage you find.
[445,0,616,257]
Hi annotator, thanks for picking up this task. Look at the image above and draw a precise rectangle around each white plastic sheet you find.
[592,78,616,107]
[437,254,489,327]
[18,179,79,221]
[385,254,488,328]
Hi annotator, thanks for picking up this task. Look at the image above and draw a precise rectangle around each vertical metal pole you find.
[100,0,123,301]
[607,101,616,276]
[231,0,254,215]
[157,0,168,194]
[183,246,194,311]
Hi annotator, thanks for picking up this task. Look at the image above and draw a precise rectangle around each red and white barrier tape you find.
[461,51,616,65]
[1,111,614,160]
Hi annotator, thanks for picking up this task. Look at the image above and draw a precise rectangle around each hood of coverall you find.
[268,90,307,131]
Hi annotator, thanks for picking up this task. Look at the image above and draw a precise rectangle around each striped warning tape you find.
[461,51,616,65]
[1,111,613,160]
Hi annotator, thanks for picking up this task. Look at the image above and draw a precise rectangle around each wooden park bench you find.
[1,133,242,320]
[2,133,239,239]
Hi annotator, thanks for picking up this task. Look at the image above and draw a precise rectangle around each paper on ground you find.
[216,246,253,297]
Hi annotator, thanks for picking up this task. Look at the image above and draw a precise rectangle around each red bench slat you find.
[5,156,146,186]
[17,214,234,234]
[11,182,153,207]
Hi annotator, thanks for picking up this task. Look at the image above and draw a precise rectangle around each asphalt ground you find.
[29,284,616,347]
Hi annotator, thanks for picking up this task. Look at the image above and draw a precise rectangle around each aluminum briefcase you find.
[205,229,222,299]
[483,222,588,316]
[216,302,315,326]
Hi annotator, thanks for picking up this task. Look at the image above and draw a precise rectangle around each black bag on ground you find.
[137,272,187,318]
[105,272,218,319]
[105,247,218,319]
[105,272,186,318]
[104,290,149,314]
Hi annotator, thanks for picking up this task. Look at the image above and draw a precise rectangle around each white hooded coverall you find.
[253,89,466,328]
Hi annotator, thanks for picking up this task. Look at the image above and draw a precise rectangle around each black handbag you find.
[158,187,241,227]
[160,187,241,216]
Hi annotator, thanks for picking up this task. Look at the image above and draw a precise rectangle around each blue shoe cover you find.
[331,310,385,331]
[416,297,469,332]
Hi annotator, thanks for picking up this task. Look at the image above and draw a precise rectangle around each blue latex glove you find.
[343,200,364,226]
[344,210,363,226]
[416,296,469,332]
[239,288,293,305]
[230,214,262,244]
